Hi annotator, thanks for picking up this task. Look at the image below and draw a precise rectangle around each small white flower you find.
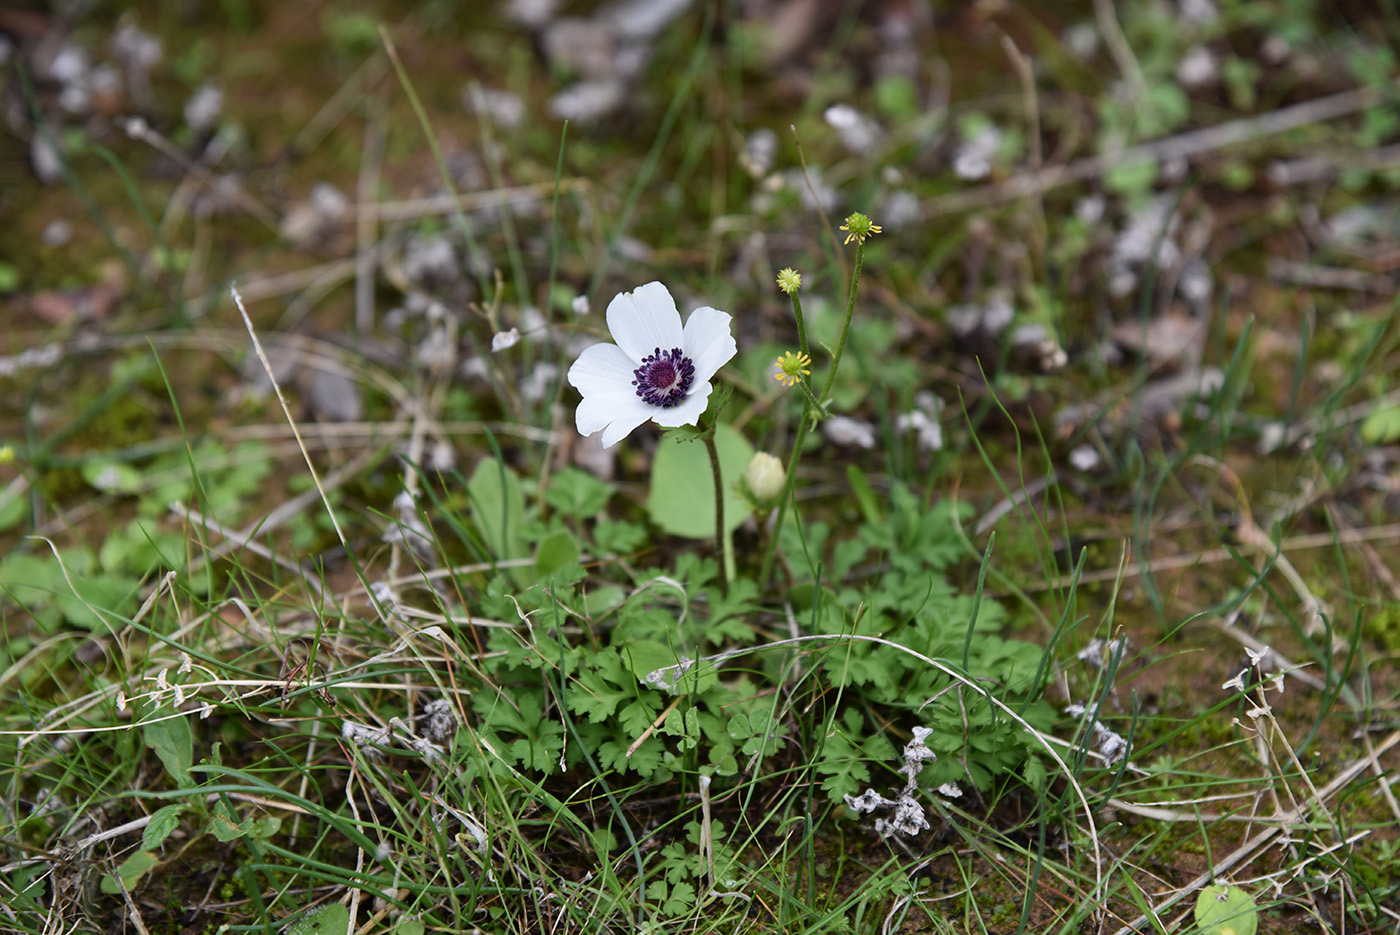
[822,415,877,449]
[937,782,963,798]
[172,683,185,706]
[566,282,736,448]
[178,653,193,675]
[1245,701,1271,720]
[116,691,127,713]
[571,294,591,316]
[1069,445,1101,472]
[199,702,214,719]
[155,668,168,692]
[491,328,521,352]
[1222,669,1248,693]
[1269,670,1286,694]
[1246,645,1271,667]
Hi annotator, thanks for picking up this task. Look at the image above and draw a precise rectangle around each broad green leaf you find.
[143,714,193,788]
[534,529,580,577]
[621,640,680,684]
[647,422,753,539]
[583,585,625,618]
[0,487,29,531]
[81,459,143,494]
[0,555,55,605]
[467,459,527,562]
[846,464,882,525]
[99,850,157,894]
[141,804,188,850]
[1195,884,1258,935]
[287,903,351,935]
[1361,404,1400,444]
[54,572,141,631]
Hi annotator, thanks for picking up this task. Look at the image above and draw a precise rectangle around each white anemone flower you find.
[567,282,736,448]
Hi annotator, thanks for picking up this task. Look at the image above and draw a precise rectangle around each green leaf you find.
[621,640,718,693]
[1362,404,1400,444]
[143,714,193,788]
[395,921,425,935]
[99,518,185,576]
[1105,157,1158,195]
[567,649,632,723]
[0,487,30,531]
[287,903,351,935]
[621,640,684,683]
[545,468,614,517]
[1194,884,1258,935]
[874,75,918,119]
[208,801,255,842]
[54,572,141,631]
[617,697,661,736]
[1139,81,1189,136]
[81,459,143,494]
[468,458,528,563]
[582,585,625,618]
[846,464,882,525]
[142,804,188,850]
[534,529,580,577]
[100,850,157,894]
[593,518,646,555]
[647,422,753,539]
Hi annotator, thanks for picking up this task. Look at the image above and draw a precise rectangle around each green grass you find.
[2,2,1400,933]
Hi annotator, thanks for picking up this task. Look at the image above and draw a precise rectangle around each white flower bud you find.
[746,452,786,503]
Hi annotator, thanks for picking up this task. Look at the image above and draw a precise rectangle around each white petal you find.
[606,282,683,362]
[576,390,645,436]
[681,306,738,384]
[651,381,712,428]
[600,402,656,448]
[568,342,637,396]
[577,392,655,448]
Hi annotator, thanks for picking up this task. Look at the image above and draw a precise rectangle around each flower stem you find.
[703,431,732,596]
[819,239,866,405]
[756,407,812,592]
[758,238,868,594]
[791,289,810,358]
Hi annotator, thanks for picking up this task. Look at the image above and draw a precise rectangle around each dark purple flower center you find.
[632,346,695,408]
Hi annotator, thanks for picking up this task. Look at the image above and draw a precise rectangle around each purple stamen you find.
[632,346,695,408]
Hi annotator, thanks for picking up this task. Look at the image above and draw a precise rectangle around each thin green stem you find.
[819,239,866,404]
[703,431,732,595]
[759,238,868,593]
[757,409,813,593]
[791,290,810,358]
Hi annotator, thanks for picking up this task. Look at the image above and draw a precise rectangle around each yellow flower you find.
[773,351,811,387]
[776,268,802,294]
[839,212,883,245]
